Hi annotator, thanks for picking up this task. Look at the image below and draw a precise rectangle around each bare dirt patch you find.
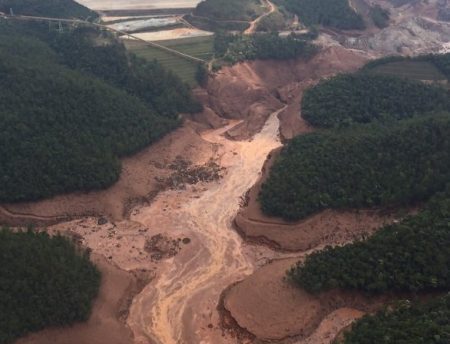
[222,258,386,343]
[0,124,217,226]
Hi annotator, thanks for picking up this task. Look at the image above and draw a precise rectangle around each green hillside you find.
[0,0,97,19]
[259,114,450,220]
[274,0,365,30]
[302,73,450,128]
[289,186,450,293]
[0,22,199,202]
[0,229,100,344]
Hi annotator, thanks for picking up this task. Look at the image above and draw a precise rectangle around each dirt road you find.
[126,108,288,344]
[244,0,277,34]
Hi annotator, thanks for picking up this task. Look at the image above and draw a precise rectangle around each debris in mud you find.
[97,217,108,225]
[165,156,224,190]
[182,237,191,244]
[144,234,182,261]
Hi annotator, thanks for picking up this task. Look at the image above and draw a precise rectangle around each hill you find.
[302,73,450,127]
[0,229,100,344]
[274,0,365,30]
[0,22,199,202]
[288,186,450,293]
[259,114,450,220]
[0,0,97,19]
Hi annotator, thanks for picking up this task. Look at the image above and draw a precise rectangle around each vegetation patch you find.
[259,114,450,220]
[288,187,450,293]
[0,229,100,344]
[340,294,450,343]
[274,0,365,30]
[193,0,263,22]
[0,0,97,19]
[302,73,450,127]
[213,32,318,65]
[0,22,198,202]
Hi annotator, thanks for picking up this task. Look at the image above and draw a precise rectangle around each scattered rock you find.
[144,234,182,261]
[98,217,108,225]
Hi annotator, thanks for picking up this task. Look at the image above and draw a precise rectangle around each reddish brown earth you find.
[0,124,216,226]
[16,254,152,344]
[8,46,377,344]
[223,258,386,342]
[234,149,407,252]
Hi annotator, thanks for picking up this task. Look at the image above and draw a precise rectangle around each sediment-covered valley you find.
[6,0,450,342]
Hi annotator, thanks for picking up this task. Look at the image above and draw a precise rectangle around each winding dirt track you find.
[126,108,287,344]
[245,0,277,35]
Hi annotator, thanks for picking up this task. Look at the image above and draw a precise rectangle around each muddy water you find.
[127,108,285,344]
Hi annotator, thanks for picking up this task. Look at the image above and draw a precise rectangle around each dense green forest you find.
[341,295,450,343]
[213,32,318,65]
[288,187,450,293]
[187,0,262,31]
[302,73,450,127]
[274,0,365,30]
[0,229,100,344]
[259,114,450,220]
[0,0,97,19]
[0,22,199,202]
[193,0,262,22]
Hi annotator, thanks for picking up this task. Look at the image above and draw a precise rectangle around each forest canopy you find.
[0,22,199,202]
[259,114,450,220]
[0,0,97,19]
[301,73,450,128]
[340,294,450,343]
[0,229,100,344]
[274,0,365,30]
[288,187,450,293]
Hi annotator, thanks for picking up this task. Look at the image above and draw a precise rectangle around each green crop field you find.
[123,36,214,86]
[370,61,447,82]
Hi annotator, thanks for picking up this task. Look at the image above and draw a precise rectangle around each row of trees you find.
[213,32,318,65]
[0,229,101,344]
[259,114,450,220]
[0,0,97,19]
[274,0,365,30]
[288,186,450,293]
[302,73,450,127]
[0,22,197,202]
[341,294,450,343]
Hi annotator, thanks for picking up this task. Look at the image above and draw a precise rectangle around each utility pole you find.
[58,20,63,33]
[9,8,13,16]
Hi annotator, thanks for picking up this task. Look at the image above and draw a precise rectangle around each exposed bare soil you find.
[223,258,387,342]
[8,2,450,341]
[0,125,216,225]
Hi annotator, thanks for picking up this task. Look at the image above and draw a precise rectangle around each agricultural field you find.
[124,36,214,85]
[370,60,447,81]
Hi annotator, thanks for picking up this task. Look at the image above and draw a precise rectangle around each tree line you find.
[288,186,450,293]
[340,294,450,343]
[0,0,97,19]
[273,0,365,30]
[302,73,450,128]
[0,21,199,202]
[213,31,318,65]
[0,228,101,344]
[259,114,450,220]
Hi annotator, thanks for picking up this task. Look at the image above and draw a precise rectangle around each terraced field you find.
[370,60,447,81]
[123,36,214,86]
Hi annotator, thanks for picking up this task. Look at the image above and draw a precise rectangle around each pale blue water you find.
[76,0,202,11]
